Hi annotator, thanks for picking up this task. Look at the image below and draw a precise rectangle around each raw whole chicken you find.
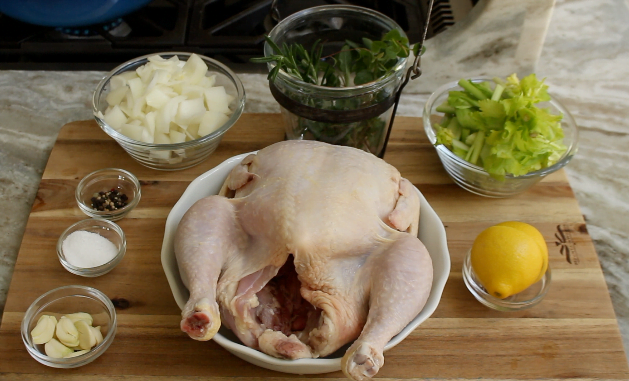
[174,140,433,381]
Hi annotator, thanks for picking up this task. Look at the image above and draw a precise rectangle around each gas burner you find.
[0,0,475,71]
[261,0,348,33]
[53,18,125,39]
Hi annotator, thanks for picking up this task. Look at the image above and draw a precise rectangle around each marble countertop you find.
[1,0,628,363]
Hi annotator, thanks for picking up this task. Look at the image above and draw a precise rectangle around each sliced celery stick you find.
[452,139,470,151]
[448,117,462,140]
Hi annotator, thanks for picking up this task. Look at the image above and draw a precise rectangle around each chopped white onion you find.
[149,149,171,160]
[154,133,171,144]
[127,77,144,100]
[144,111,156,136]
[121,124,144,141]
[102,53,236,146]
[145,87,170,109]
[199,110,230,137]
[169,130,186,144]
[106,86,127,106]
[204,86,231,114]
[103,105,127,130]
[176,98,206,126]
[182,54,209,85]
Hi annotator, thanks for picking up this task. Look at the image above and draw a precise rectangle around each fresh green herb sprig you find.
[251,29,414,87]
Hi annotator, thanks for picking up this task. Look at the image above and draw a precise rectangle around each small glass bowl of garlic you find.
[93,52,246,171]
[21,285,116,368]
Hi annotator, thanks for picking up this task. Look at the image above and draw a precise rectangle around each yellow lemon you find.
[470,225,545,299]
[495,221,548,282]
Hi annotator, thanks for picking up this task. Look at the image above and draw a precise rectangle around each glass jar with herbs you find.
[253,5,415,157]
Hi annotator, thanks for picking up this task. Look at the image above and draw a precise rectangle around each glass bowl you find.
[462,249,551,311]
[93,52,246,171]
[57,219,126,277]
[21,285,117,368]
[76,168,141,221]
[423,78,579,198]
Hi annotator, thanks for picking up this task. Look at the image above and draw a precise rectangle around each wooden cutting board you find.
[0,114,627,380]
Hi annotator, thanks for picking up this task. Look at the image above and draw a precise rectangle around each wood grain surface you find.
[0,114,627,380]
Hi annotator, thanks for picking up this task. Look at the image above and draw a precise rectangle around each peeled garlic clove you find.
[45,338,73,358]
[92,326,104,346]
[75,320,97,350]
[56,316,80,348]
[31,315,57,345]
[64,312,93,325]
[64,349,89,358]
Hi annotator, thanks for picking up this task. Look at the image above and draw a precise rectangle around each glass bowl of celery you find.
[423,75,579,198]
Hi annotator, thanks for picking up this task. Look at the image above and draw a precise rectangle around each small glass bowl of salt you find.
[57,219,126,277]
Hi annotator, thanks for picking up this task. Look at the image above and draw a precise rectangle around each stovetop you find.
[0,0,475,71]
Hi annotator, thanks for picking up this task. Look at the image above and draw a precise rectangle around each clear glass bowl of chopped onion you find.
[93,52,246,171]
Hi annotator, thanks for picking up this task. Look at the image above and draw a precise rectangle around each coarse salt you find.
[62,230,118,268]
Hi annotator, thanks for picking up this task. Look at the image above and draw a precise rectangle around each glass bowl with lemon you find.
[462,221,551,311]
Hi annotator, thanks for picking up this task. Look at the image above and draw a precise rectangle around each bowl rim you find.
[21,285,117,367]
[75,167,141,220]
[92,51,246,149]
[160,150,451,373]
[462,249,552,311]
[423,77,579,179]
[56,218,127,277]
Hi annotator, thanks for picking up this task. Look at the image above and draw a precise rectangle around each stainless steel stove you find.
[0,0,476,71]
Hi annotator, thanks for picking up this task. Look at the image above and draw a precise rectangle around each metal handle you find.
[270,0,281,23]
[410,0,435,80]
[378,0,435,158]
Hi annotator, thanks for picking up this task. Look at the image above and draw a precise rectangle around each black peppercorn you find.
[90,188,128,211]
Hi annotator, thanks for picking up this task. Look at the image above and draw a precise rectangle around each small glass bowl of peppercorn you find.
[75,168,141,221]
